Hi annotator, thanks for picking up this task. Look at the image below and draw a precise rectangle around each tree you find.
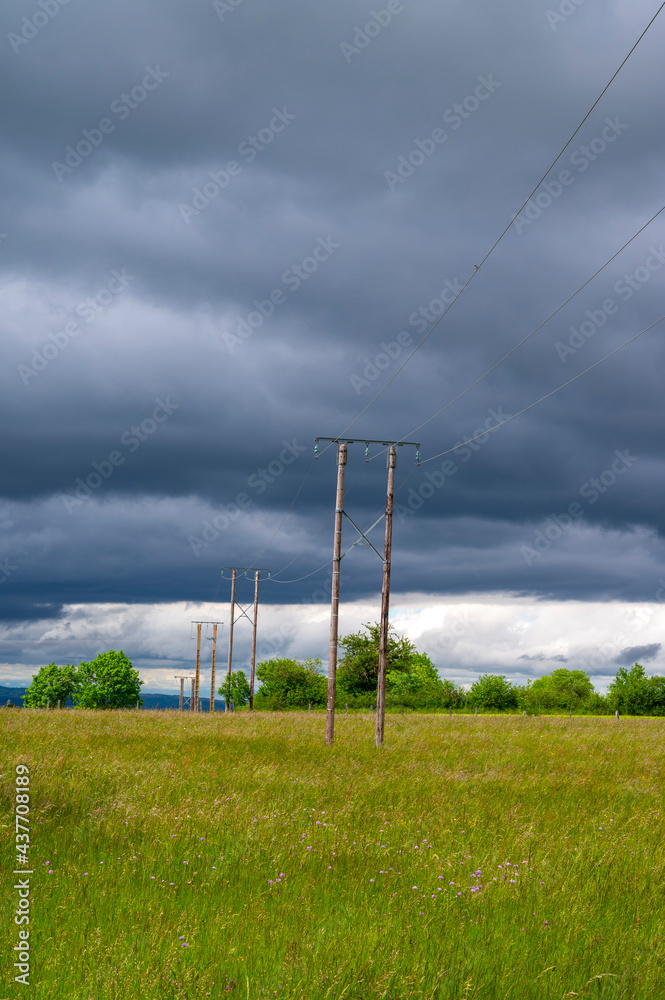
[254,657,327,710]
[23,663,77,708]
[608,663,659,716]
[219,670,250,710]
[647,675,665,716]
[436,679,467,709]
[523,669,595,713]
[338,622,422,695]
[73,650,143,709]
[467,674,518,712]
[337,622,454,709]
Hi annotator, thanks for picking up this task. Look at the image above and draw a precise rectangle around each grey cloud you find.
[613,643,662,667]
[1,0,665,626]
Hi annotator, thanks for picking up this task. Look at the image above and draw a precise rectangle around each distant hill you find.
[0,685,226,711]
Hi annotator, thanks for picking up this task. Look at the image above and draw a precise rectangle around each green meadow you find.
[1,710,664,999]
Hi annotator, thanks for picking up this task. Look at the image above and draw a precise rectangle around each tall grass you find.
[1,710,664,999]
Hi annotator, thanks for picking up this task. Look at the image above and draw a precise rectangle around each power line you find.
[320,2,665,449]
[417,313,665,466]
[267,448,375,580]
[401,203,665,442]
[245,457,317,572]
[198,4,665,591]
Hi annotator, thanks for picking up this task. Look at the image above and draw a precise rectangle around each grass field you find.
[1,710,664,999]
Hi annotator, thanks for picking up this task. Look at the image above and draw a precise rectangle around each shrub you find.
[254,658,327,710]
[467,674,518,712]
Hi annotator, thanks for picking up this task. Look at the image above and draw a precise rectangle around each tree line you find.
[21,624,665,716]
[242,623,665,716]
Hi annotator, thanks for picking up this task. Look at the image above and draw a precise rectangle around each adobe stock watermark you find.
[581,603,655,673]
[17,268,135,386]
[60,397,179,513]
[339,1,413,63]
[429,607,474,658]
[350,276,464,394]
[212,0,246,21]
[545,0,587,31]
[511,117,628,234]
[555,245,665,364]
[520,449,638,565]
[395,407,511,523]
[1,556,18,586]
[8,0,73,54]
[179,107,296,224]
[51,66,169,181]
[384,75,501,192]
[349,332,413,395]
[222,236,340,353]
[13,764,31,986]
[188,439,307,556]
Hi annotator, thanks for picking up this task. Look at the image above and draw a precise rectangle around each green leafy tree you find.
[73,650,143,709]
[23,663,77,708]
[607,663,658,715]
[467,674,518,712]
[254,657,327,710]
[436,679,467,709]
[219,670,250,710]
[337,622,455,710]
[338,623,422,696]
[647,676,665,716]
[523,669,596,713]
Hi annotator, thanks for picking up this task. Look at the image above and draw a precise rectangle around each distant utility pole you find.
[174,675,196,712]
[190,621,223,712]
[375,445,395,749]
[315,437,420,746]
[191,622,202,712]
[221,567,269,712]
[210,624,218,713]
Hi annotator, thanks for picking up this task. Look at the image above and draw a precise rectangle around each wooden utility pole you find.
[174,675,195,711]
[221,567,269,710]
[226,569,237,712]
[376,445,396,748]
[326,442,347,745]
[210,623,218,713]
[249,570,260,710]
[194,623,202,712]
[315,436,419,748]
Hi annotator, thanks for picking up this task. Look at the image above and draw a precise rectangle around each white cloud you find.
[2,593,664,695]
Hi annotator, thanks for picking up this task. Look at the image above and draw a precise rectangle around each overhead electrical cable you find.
[267,455,376,580]
[207,3,664,587]
[317,2,665,454]
[397,203,665,442]
[243,456,317,572]
[415,314,665,467]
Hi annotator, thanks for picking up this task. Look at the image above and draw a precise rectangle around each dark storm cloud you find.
[2,0,665,621]
[613,642,662,666]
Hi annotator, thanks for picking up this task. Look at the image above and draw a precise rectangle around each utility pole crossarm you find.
[315,437,420,447]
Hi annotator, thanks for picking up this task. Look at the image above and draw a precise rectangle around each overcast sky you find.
[2,0,664,692]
